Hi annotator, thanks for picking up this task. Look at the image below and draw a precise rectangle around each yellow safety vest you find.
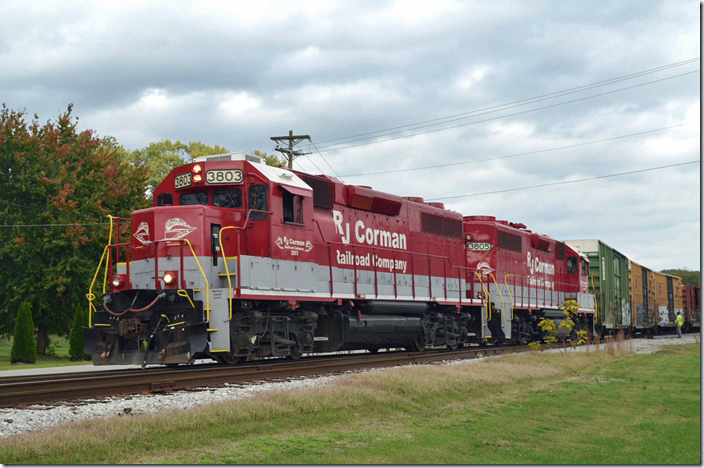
[676,314,684,326]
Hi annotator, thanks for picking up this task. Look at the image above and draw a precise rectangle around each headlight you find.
[112,276,122,287]
[193,173,203,183]
[163,272,174,284]
[192,164,202,174]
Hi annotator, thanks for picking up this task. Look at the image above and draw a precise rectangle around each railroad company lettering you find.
[335,249,408,273]
[332,210,407,250]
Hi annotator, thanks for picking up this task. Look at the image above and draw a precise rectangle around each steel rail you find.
[0,345,531,408]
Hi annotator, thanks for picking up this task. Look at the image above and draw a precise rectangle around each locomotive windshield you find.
[213,188,243,208]
[180,192,208,205]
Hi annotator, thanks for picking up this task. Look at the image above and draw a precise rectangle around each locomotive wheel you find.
[446,342,458,351]
[289,347,303,360]
[215,352,240,366]
[412,336,427,352]
[367,347,380,354]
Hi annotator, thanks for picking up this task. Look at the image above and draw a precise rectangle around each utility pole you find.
[270,130,311,169]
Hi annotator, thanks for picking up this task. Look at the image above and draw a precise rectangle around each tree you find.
[661,268,700,287]
[0,105,147,352]
[10,302,37,363]
[68,304,90,361]
[251,150,286,167]
[528,300,587,352]
[128,140,228,196]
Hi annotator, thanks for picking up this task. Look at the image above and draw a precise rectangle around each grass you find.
[0,335,89,371]
[0,342,699,464]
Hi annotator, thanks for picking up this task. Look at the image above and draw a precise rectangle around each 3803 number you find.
[206,169,243,184]
[174,173,192,189]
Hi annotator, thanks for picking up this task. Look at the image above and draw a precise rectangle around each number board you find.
[467,242,492,251]
[206,169,243,184]
[174,173,192,189]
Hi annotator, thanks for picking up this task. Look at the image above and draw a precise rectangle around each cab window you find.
[248,184,267,220]
[156,193,173,206]
[179,192,208,205]
[213,188,242,208]
[282,191,303,224]
[567,256,578,274]
[581,258,589,275]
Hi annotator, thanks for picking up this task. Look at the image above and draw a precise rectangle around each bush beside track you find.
[0,342,699,464]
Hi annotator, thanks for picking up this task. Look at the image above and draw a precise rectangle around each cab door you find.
[245,182,270,257]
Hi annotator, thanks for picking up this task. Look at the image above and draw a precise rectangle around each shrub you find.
[10,302,37,364]
[68,304,91,361]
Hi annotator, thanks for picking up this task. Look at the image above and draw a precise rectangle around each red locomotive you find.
[85,152,595,366]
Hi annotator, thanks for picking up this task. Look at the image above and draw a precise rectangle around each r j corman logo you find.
[275,236,313,256]
[527,251,555,276]
[164,218,197,240]
[332,210,407,250]
[133,222,151,245]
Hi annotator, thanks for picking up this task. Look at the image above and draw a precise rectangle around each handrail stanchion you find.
[183,238,210,322]
[504,274,515,320]
[179,241,186,289]
[154,241,160,290]
[411,255,416,300]
[218,226,240,321]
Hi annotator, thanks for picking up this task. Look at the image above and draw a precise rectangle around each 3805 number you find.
[206,169,243,184]
[174,173,192,189]
[467,242,492,251]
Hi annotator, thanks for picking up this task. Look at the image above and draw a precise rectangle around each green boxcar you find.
[565,239,631,332]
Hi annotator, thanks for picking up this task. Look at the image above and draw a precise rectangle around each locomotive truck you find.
[85,152,595,366]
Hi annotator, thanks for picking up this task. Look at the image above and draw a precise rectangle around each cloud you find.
[0,0,699,270]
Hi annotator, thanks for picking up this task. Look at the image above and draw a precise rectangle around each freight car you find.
[628,260,657,337]
[652,271,683,334]
[681,283,700,332]
[84,152,595,366]
[565,239,631,336]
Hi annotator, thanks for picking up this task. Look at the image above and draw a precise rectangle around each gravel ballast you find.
[0,334,698,439]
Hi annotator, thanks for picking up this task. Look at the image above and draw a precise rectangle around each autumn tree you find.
[0,105,147,352]
[128,140,228,196]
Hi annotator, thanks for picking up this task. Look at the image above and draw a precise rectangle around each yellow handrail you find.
[182,238,211,321]
[177,289,195,309]
[489,273,506,322]
[474,271,491,321]
[86,245,110,327]
[503,274,515,320]
[101,215,115,295]
[218,226,240,321]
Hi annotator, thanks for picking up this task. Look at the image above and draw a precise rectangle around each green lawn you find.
[0,343,699,464]
[0,335,89,371]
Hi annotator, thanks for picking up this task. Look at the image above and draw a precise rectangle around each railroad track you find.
[0,345,530,408]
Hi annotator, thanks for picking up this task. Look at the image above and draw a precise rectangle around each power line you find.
[309,139,344,181]
[340,123,687,177]
[312,58,698,148]
[0,222,111,228]
[315,69,698,153]
[301,154,326,174]
[427,160,700,201]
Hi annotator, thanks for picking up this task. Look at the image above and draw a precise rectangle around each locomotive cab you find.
[85,153,318,366]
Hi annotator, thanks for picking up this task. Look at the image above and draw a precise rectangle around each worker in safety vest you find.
[676,311,684,338]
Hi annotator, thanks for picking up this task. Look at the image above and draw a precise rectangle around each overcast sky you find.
[2,0,700,271]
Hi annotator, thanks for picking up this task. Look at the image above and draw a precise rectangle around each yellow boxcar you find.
[653,270,684,330]
[629,260,656,333]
